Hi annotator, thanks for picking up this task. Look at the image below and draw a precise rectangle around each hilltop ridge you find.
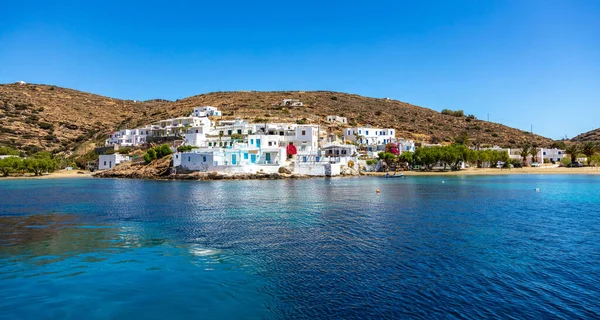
[0,83,554,154]
[571,128,600,143]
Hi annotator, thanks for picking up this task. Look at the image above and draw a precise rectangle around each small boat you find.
[384,173,404,178]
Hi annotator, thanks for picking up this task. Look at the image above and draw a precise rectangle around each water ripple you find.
[0,176,600,319]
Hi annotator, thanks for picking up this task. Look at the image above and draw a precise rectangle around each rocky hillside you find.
[571,128,600,142]
[0,83,170,154]
[0,83,553,154]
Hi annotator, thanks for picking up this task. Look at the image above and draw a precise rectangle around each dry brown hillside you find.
[0,83,170,154]
[571,128,600,142]
[0,83,553,154]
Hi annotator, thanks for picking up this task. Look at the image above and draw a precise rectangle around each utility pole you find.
[487,114,489,122]
[530,125,533,134]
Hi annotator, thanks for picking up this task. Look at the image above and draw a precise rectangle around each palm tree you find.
[582,142,597,165]
[564,144,580,163]
[529,146,539,163]
[518,144,531,165]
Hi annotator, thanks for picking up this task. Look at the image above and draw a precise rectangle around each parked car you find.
[567,162,584,167]
[531,162,541,167]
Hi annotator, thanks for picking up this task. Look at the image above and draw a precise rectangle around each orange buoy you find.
[376,189,380,193]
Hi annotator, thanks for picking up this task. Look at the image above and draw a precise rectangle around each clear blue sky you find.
[1,0,599,139]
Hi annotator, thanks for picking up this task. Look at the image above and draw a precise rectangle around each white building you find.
[0,155,19,160]
[98,154,131,170]
[105,128,150,147]
[173,145,287,172]
[397,139,416,153]
[192,106,221,117]
[326,115,347,124]
[478,146,566,164]
[540,148,566,163]
[281,99,303,107]
[105,116,212,148]
[343,127,396,145]
[293,125,320,151]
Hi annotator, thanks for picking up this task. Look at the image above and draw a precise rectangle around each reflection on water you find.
[0,176,599,319]
[0,213,162,264]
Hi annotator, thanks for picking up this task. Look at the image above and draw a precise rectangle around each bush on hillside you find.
[144,144,172,164]
[177,145,198,152]
[441,109,465,117]
[0,146,20,156]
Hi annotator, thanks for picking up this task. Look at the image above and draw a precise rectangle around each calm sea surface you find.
[0,176,599,319]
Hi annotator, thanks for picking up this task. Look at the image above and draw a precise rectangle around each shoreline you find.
[3,167,600,181]
[363,167,600,176]
[0,170,94,180]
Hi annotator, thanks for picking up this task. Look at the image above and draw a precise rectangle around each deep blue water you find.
[1,175,599,319]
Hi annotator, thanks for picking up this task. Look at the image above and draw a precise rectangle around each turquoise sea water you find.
[0,176,599,319]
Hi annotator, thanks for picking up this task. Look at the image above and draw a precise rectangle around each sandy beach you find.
[0,170,94,180]
[363,166,600,176]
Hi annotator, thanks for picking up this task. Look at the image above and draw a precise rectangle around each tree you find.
[581,142,597,165]
[518,144,531,165]
[385,143,400,155]
[0,146,20,156]
[378,152,396,167]
[145,149,157,164]
[0,157,22,176]
[564,144,580,163]
[177,145,194,152]
[551,141,567,150]
[155,144,172,158]
[24,158,55,176]
[454,132,469,146]
[529,146,539,163]
[440,148,455,170]
[398,152,413,165]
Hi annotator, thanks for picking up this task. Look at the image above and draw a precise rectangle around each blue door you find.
[266,153,271,163]
[256,139,261,148]
[250,154,256,163]
[232,154,237,165]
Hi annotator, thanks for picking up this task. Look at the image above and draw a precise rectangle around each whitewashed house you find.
[343,126,396,145]
[106,116,213,148]
[105,128,150,147]
[192,106,221,117]
[173,145,287,173]
[326,115,347,124]
[540,148,566,163]
[98,154,131,170]
[281,99,303,107]
[397,139,416,153]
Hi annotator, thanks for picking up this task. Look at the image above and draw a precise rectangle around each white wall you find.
[99,154,130,170]
[294,163,341,176]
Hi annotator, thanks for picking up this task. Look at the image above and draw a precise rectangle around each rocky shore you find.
[92,155,358,181]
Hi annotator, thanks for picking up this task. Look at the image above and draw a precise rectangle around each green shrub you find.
[230,134,245,141]
[366,159,378,165]
[144,144,172,164]
[441,109,465,117]
[39,122,53,130]
[143,153,153,164]
[156,144,172,158]
[177,145,195,152]
[0,146,20,156]
[145,149,157,164]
